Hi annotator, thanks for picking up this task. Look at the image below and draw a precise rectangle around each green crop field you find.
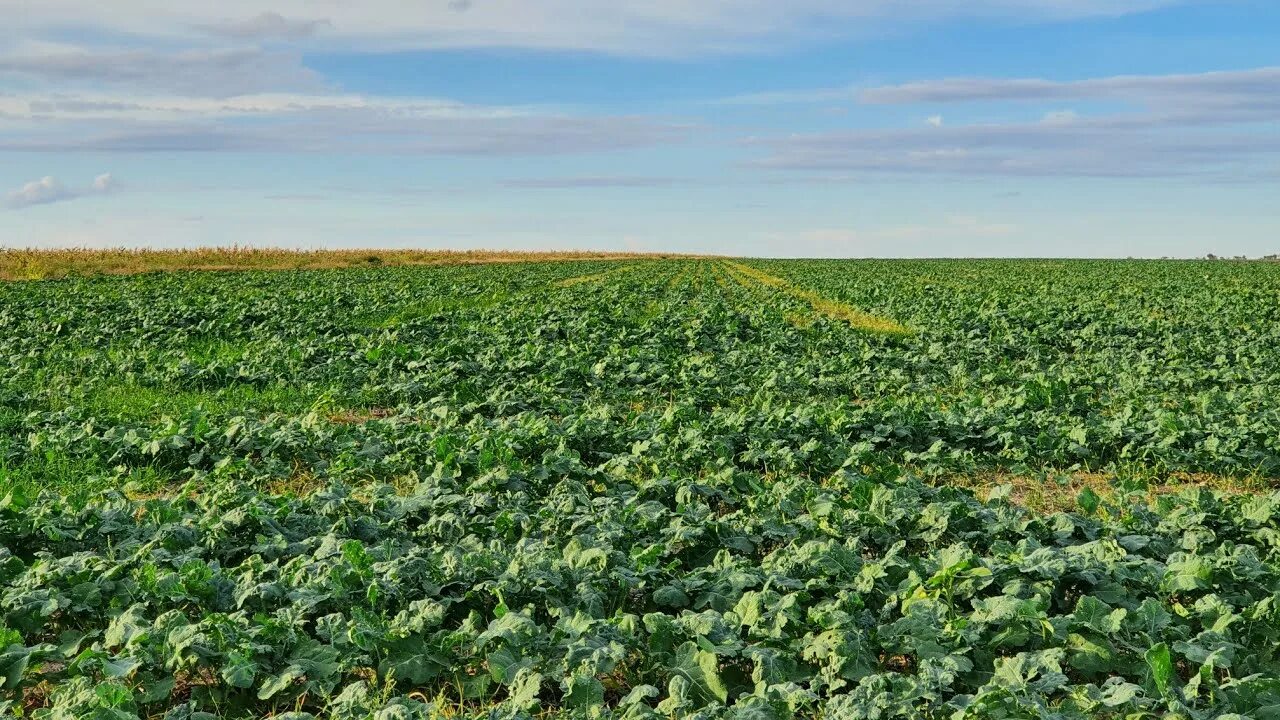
[2,258,1279,719]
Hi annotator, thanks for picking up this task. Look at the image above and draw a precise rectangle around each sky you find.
[1,1,1277,257]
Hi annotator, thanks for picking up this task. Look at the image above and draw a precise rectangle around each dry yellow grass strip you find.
[723,261,911,335]
[724,262,787,289]
[662,262,696,291]
[943,471,1268,515]
[553,263,645,288]
[717,261,754,291]
[0,247,694,281]
[718,263,819,330]
[711,263,735,291]
[554,271,615,288]
[720,262,782,306]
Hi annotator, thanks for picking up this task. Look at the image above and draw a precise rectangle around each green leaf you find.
[1076,487,1100,515]
[505,668,542,711]
[562,673,605,711]
[654,585,690,608]
[673,642,729,704]
[1145,642,1176,698]
[1164,555,1213,592]
[486,646,532,684]
[137,674,176,704]
[1098,679,1142,707]
[258,665,304,700]
[104,605,150,649]
[220,652,257,688]
[0,646,30,690]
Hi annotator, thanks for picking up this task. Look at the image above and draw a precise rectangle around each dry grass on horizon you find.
[0,247,697,281]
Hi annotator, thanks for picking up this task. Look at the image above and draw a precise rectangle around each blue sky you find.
[1,1,1277,257]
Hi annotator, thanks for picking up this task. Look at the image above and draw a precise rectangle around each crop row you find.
[3,464,1279,718]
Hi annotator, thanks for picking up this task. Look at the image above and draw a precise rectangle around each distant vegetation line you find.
[0,247,702,281]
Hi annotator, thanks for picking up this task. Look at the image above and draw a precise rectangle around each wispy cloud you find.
[196,12,332,40]
[751,67,1280,180]
[859,66,1280,105]
[753,118,1280,178]
[4,93,513,122]
[92,173,118,192]
[708,85,859,106]
[0,90,694,156]
[5,177,75,208]
[711,67,1280,115]
[9,1,1193,56]
[0,48,325,97]
[5,174,118,209]
[502,176,680,189]
[0,33,693,158]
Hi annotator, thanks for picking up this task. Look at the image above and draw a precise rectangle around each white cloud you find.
[751,66,1280,180]
[927,115,944,127]
[906,148,968,160]
[709,85,860,106]
[6,177,75,208]
[0,48,325,97]
[714,67,1280,117]
[5,92,523,122]
[502,176,680,189]
[196,12,332,40]
[92,173,117,192]
[5,174,120,209]
[1040,110,1079,124]
[859,66,1280,106]
[754,116,1280,178]
[6,1,1193,56]
[0,36,692,157]
[0,89,693,155]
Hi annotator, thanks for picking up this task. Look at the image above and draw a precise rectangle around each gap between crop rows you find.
[721,261,911,335]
